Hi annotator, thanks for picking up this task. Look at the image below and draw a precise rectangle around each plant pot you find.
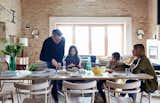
[9,56,16,71]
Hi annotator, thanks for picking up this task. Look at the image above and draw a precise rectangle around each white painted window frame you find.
[49,17,132,55]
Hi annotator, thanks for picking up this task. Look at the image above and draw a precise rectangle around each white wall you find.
[0,0,22,37]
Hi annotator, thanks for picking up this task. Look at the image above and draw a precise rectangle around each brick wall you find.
[148,0,157,38]
[21,0,152,63]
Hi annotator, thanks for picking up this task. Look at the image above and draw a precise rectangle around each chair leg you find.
[107,88,111,103]
[11,91,14,103]
[64,91,68,103]
[17,93,20,103]
[148,93,151,103]
[16,89,20,103]
[44,88,47,103]
[2,95,5,103]
[134,93,138,103]
[50,94,52,103]
[47,94,51,103]
[45,93,47,103]
[91,92,95,103]
[140,92,143,103]
[104,90,108,103]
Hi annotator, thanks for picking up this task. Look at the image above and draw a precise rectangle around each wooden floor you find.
[1,82,160,103]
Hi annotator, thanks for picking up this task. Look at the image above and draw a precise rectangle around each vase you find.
[9,56,16,71]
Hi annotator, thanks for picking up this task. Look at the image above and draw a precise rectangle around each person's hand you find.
[51,59,58,68]
[57,63,62,69]
[68,63,75,67]
[70,63,75,66]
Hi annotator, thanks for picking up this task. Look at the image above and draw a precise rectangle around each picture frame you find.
[148,46,158,59]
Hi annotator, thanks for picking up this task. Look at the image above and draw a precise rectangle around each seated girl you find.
[65,45,91,83]
[65,45,80,68]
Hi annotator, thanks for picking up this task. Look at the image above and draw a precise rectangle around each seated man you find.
[122,44,158,100]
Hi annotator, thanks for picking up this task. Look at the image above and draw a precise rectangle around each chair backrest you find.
[63,81,97,90]
[105,80,141,90]
[14,81,49,91]
[0,60,9,72]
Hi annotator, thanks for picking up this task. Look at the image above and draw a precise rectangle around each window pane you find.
[57,25,73,55]
[107,25,123,56]
[75,26,89,55]
[91,26,105,56]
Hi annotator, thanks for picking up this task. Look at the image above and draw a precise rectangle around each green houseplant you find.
[1,43,24,71]
[28,64,38,71]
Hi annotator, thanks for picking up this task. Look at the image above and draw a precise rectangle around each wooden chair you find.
[140,75,160,103]
[14,81,52,103]
[63,81,97,103]
[104,80,141,103]
[0,91,14,103]
[0,59,14,103]
[140,92,152,103]
[0,60,8,91]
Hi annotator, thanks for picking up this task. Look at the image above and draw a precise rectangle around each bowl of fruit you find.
[92,67,105,75]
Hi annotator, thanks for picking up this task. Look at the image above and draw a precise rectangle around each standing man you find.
[40,29,65,103]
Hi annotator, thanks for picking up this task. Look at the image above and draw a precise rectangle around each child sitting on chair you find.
[65,45,80,68]
[107,52,127,71]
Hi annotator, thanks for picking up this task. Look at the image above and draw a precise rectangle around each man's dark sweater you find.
[40,37,65,68]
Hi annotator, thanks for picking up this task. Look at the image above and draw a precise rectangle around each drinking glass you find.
[125,68,131,76]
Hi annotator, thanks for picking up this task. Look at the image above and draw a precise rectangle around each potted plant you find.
[1,43,24,71]
[28,64,38,71]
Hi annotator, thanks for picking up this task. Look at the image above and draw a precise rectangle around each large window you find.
[57,24,124,56]
[91,26,105,55]
[75,26,89,55]
[107,25,123,56]
[58,25,73,54]
[50,17,132,56]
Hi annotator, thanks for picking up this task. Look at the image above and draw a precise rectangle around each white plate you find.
[32,70,46,74]
[0,70,31,78]
[30,73,49,77]
[70,73,82,77]
[45,69,56,72]
[0,71,17,77]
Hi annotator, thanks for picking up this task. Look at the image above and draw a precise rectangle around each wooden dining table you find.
[0,69,153,81]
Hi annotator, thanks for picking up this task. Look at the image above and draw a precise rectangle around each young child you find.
[65,45,80,68]
[97,52,121,103]
[107,52,127,71]
[98,52,128,103]
[65,45,90,83]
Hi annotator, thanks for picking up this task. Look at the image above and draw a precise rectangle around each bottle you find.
[86,57,92,71]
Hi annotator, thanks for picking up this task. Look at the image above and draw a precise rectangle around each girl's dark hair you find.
[112,52,120,61]
[68,45,78,56]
